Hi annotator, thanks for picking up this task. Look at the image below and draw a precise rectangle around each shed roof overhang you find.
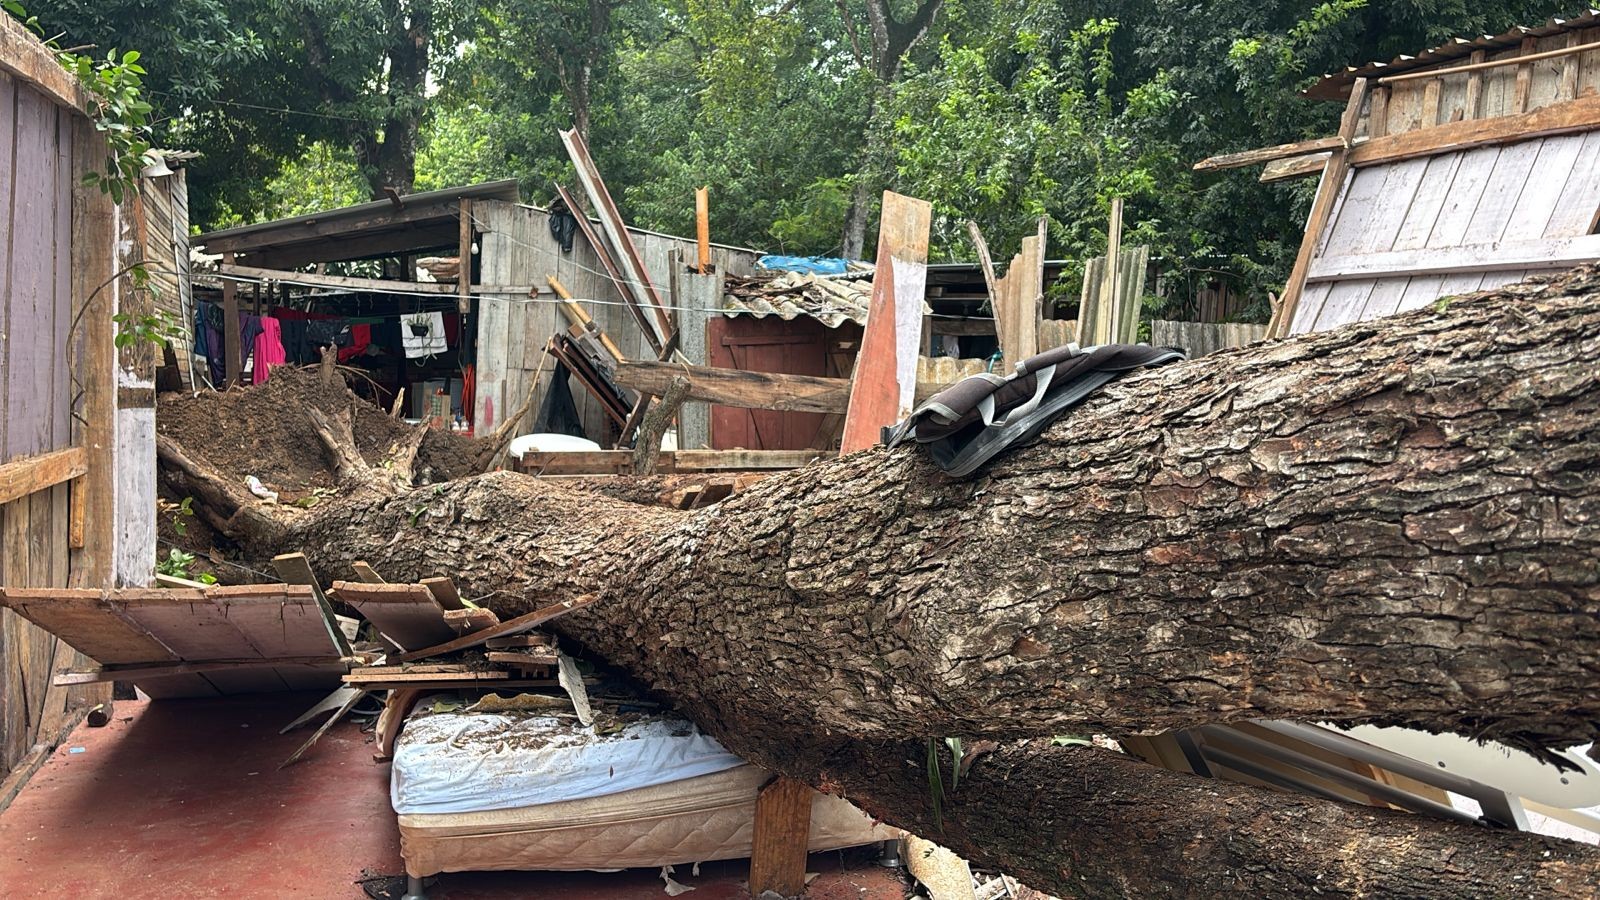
[193,180,521,269]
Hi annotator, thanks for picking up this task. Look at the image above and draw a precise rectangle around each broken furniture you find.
[0,585,348,698]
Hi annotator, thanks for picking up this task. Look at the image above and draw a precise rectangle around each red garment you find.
[336,324,371,363]
[460,364,476,429]
[252,316,288,384]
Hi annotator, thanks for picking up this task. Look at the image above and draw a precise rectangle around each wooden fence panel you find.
[1150,320,1268,357]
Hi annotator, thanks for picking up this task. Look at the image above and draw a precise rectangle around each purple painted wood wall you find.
[0,68,75,464]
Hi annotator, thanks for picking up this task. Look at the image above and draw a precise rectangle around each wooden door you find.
[708,316,840,450]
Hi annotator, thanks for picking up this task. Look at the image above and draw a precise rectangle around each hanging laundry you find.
[252,317,288,384]
[337,324,372,363]
[402,312,448,359]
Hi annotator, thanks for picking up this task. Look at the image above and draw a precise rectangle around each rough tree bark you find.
[158,269,1600,896]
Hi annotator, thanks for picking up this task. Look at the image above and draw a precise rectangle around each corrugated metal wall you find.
[143,170,192,369]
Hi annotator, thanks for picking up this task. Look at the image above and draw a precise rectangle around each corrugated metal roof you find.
[1306,9,1600,100]
[196,179,521,247]
[721,269,932,329]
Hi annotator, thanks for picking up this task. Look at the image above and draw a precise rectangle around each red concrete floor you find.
[0,693,912,900]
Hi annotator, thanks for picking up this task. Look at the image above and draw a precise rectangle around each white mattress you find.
[391,708,744,815]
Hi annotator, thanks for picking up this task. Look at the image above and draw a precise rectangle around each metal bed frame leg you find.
[401,875,428,900]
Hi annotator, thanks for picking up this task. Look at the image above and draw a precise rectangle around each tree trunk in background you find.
[840,0,945,258]
[157,269,1600,895]
[352,0,432,197]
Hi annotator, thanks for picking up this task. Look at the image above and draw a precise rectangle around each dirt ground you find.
[158,366,494,498]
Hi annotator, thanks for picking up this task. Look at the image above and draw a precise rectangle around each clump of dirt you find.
[157,366,497,495]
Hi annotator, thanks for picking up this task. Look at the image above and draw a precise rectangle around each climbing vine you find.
[3,1,154,202]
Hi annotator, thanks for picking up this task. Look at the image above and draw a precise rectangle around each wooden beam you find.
[242,222,462,270]
[841,192,932,453]
[53,657,344,686]
[199,198,476,256]
[420,577,466,612]
[547,275,626,363]
[270,551,354,658]
[929,317,998,336]
[553,184,663,357]
[695,187,711,275]
[1464,51,1487,119]
[457,198,473,313]
[1306,234,1600,283]
[0,12,88,112]
[222,253,242,388]
[1513,37,1538,114]
[748,776,813,897]
[516,449,829,476]
[1193,135,1348,172]
[1270,77,1370,338]
[397,593,601,663]
[0,448,87,506]
[1378,38,1600,85]
[217,263,535,297]
[1348,93,1600,169]
[69,115,118,588]
[613,361,850,414]
[1260,153,1330,183]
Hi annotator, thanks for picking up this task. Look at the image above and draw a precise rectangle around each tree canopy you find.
[27,0,1583,315]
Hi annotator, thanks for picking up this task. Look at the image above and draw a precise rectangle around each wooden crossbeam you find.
[1193,135,1349,172]
[0,447,87,506]
[613,361,850,414]
[1347,93,1600,169]
[398,594,601,662]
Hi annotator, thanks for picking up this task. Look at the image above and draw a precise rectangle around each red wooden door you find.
[708,316,834,450]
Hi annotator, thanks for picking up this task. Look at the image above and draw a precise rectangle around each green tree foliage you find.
[29,0,1583,316]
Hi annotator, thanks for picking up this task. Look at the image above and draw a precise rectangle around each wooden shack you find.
[0,14,154,796]
[1208,11,1600,335]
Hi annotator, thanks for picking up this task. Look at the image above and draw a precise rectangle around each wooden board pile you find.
[288,561,600,764]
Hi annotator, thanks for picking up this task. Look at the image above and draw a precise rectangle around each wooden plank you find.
[269,552,353,657]
[53,657,343,686]
[993,234,1043,370]
[695,186,711,274]
[7,88,57,460]
[1464,51,1487,120]
[0,13,87,112]
[1424,145,1502,249]
[1458,140,1543,247]
[1367,86,1390,138]
[1513,38,1537,114]
[442,607,500,634]
[398,593,600,662]
[0,589,175,666]
[329,581,454,652]
[840,192,932,453]
[351,561,387,584]
[1500,135,1587,240]
[748,776,813,897]
[1193,135,1349,172]
[517,449,828,476]
[217,263,535,298]
[457,198,473,314]
[1260,153,1329,183]
[1421,79,1442,128]
[1311,280,1379,332]
[344,670,510,684]
[1271,77,1369,337]
[0,447,85,506]
[420,576,466,612]
[1348,94,1600,168]
[1307,234,1600,283]
[1388,154,1464,251]
[67,114,116,590]
[560,129,674,348]
[222,253,241,388]
[1543,129,1600,236]
[614,361,849,414]
[485,650,557,668]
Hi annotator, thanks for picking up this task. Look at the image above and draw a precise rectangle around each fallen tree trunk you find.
[159,268,1600,895]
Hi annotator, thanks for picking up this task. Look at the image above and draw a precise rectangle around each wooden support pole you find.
[1270,77,1370,338]
[695,187,711,275]
[1513,37,1537,115]
[749,776,812,897]
[222,252,241,388]
[1097,198,1124,345]
[458,198,473,314]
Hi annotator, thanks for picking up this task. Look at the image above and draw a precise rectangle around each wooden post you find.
[748,776,812,897]
[1096,197,1124,345]
[68,115,117,589]
[695,186,711,275]
[458,198,473,314]
[1464,51,1487,120]
[1268,77,1370,338]
[840,192,932,454]
[1513,37,1537,115]
[222,251,241,388]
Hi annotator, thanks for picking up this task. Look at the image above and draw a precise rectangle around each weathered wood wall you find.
[475,201,760,442]
[1150,320,1268,357]
[1289,28,1600,335]
[142,170,192,371]
[0,17,134,794]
